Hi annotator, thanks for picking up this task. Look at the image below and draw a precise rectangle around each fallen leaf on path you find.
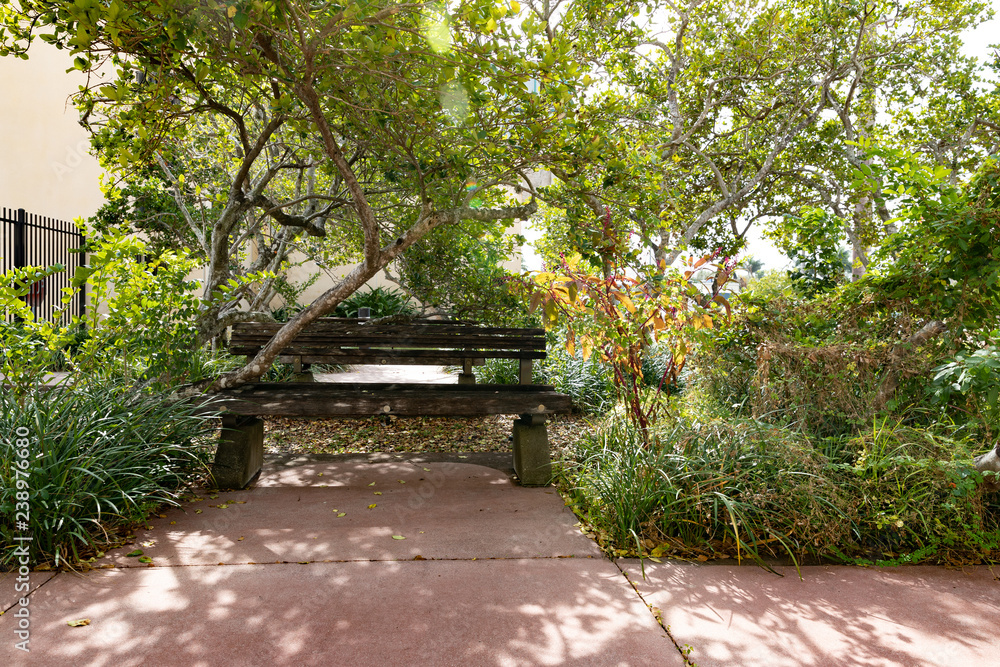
[125,550,143,557]
[337,512,346,517]
[392,535,406,540]
[67,619,90,627]
[138,556,153,564]
[368,503,377,509]
[373,491,382,495]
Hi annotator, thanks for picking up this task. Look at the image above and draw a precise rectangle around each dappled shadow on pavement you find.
[0,461,678,666]
[3,556,676,666]
[619,559,1000,667]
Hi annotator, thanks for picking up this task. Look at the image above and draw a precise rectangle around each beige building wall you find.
[0,42,105,222]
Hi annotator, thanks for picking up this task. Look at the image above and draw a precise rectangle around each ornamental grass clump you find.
[0,378,214,569]
[562,412,849,568]
[560,408,1000,566]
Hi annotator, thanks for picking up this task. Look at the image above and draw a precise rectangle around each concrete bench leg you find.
[458,358,476,385]
[512,413,551,486]
[292,357,314,383]
[211,415,264,489]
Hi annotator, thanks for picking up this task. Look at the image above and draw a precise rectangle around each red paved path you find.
[2,445,997,665]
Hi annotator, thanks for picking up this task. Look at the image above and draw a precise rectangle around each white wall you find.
[0,42,105,222]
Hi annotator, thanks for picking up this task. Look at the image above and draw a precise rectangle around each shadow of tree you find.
[620,559,1000,667]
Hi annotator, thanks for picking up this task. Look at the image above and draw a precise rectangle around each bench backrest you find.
[230,318,546,368]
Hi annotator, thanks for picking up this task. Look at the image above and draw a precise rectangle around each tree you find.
[2,0,580,390]
[530,0,994,284]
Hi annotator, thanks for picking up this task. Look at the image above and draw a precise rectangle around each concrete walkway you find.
[2,457,998,665]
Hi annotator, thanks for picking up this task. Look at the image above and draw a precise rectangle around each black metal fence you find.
[1,207,86,322]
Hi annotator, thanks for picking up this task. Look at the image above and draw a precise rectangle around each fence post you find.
[77,228,87,321]
[14,208,26,270]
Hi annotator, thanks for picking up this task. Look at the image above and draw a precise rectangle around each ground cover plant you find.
[559,410,999,567]
[0,241,220,570]
[0,379,214,569]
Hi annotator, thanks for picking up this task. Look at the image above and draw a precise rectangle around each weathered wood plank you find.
[232,321,545,337]
[232,348,547,361]
[206,383,572,418]
[277,355,490,366]
[230,336,546,350]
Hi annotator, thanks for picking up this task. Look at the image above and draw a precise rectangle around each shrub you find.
[543,346,618,415]
[333,286,417,319]
[562,413,848,566]
[0,379,214,568]
[559,409,1000,565]
[472,337,617,415]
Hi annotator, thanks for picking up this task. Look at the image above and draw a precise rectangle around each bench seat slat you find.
[207,382,572,418]
[232,348,547,361]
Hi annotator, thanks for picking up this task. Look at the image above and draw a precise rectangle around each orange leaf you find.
[528,291,543,313]
[613,291,636,313]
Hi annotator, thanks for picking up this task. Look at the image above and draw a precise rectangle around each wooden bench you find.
[208,318,571,489]
[228,317,547,384]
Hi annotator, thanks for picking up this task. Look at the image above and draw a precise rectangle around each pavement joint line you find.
[98,554,602,569]
[1,568,61,616]
[614,559,697,667]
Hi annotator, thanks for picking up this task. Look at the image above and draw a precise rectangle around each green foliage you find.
[473,358,529,385]
[929,340,1000,435]
[75,232,206,387]
[90,170,199,259]
[560,409,1000,565]
[768,206,849,296]
[473,345,616,415]
[562,413,848,566]
[0,264,73,392]
[332,286,417,319]
[0,379,214,568]
[269,272,323,322]
[856,153,1000,333]
[836,419,999,565]
[398,221,534,326]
